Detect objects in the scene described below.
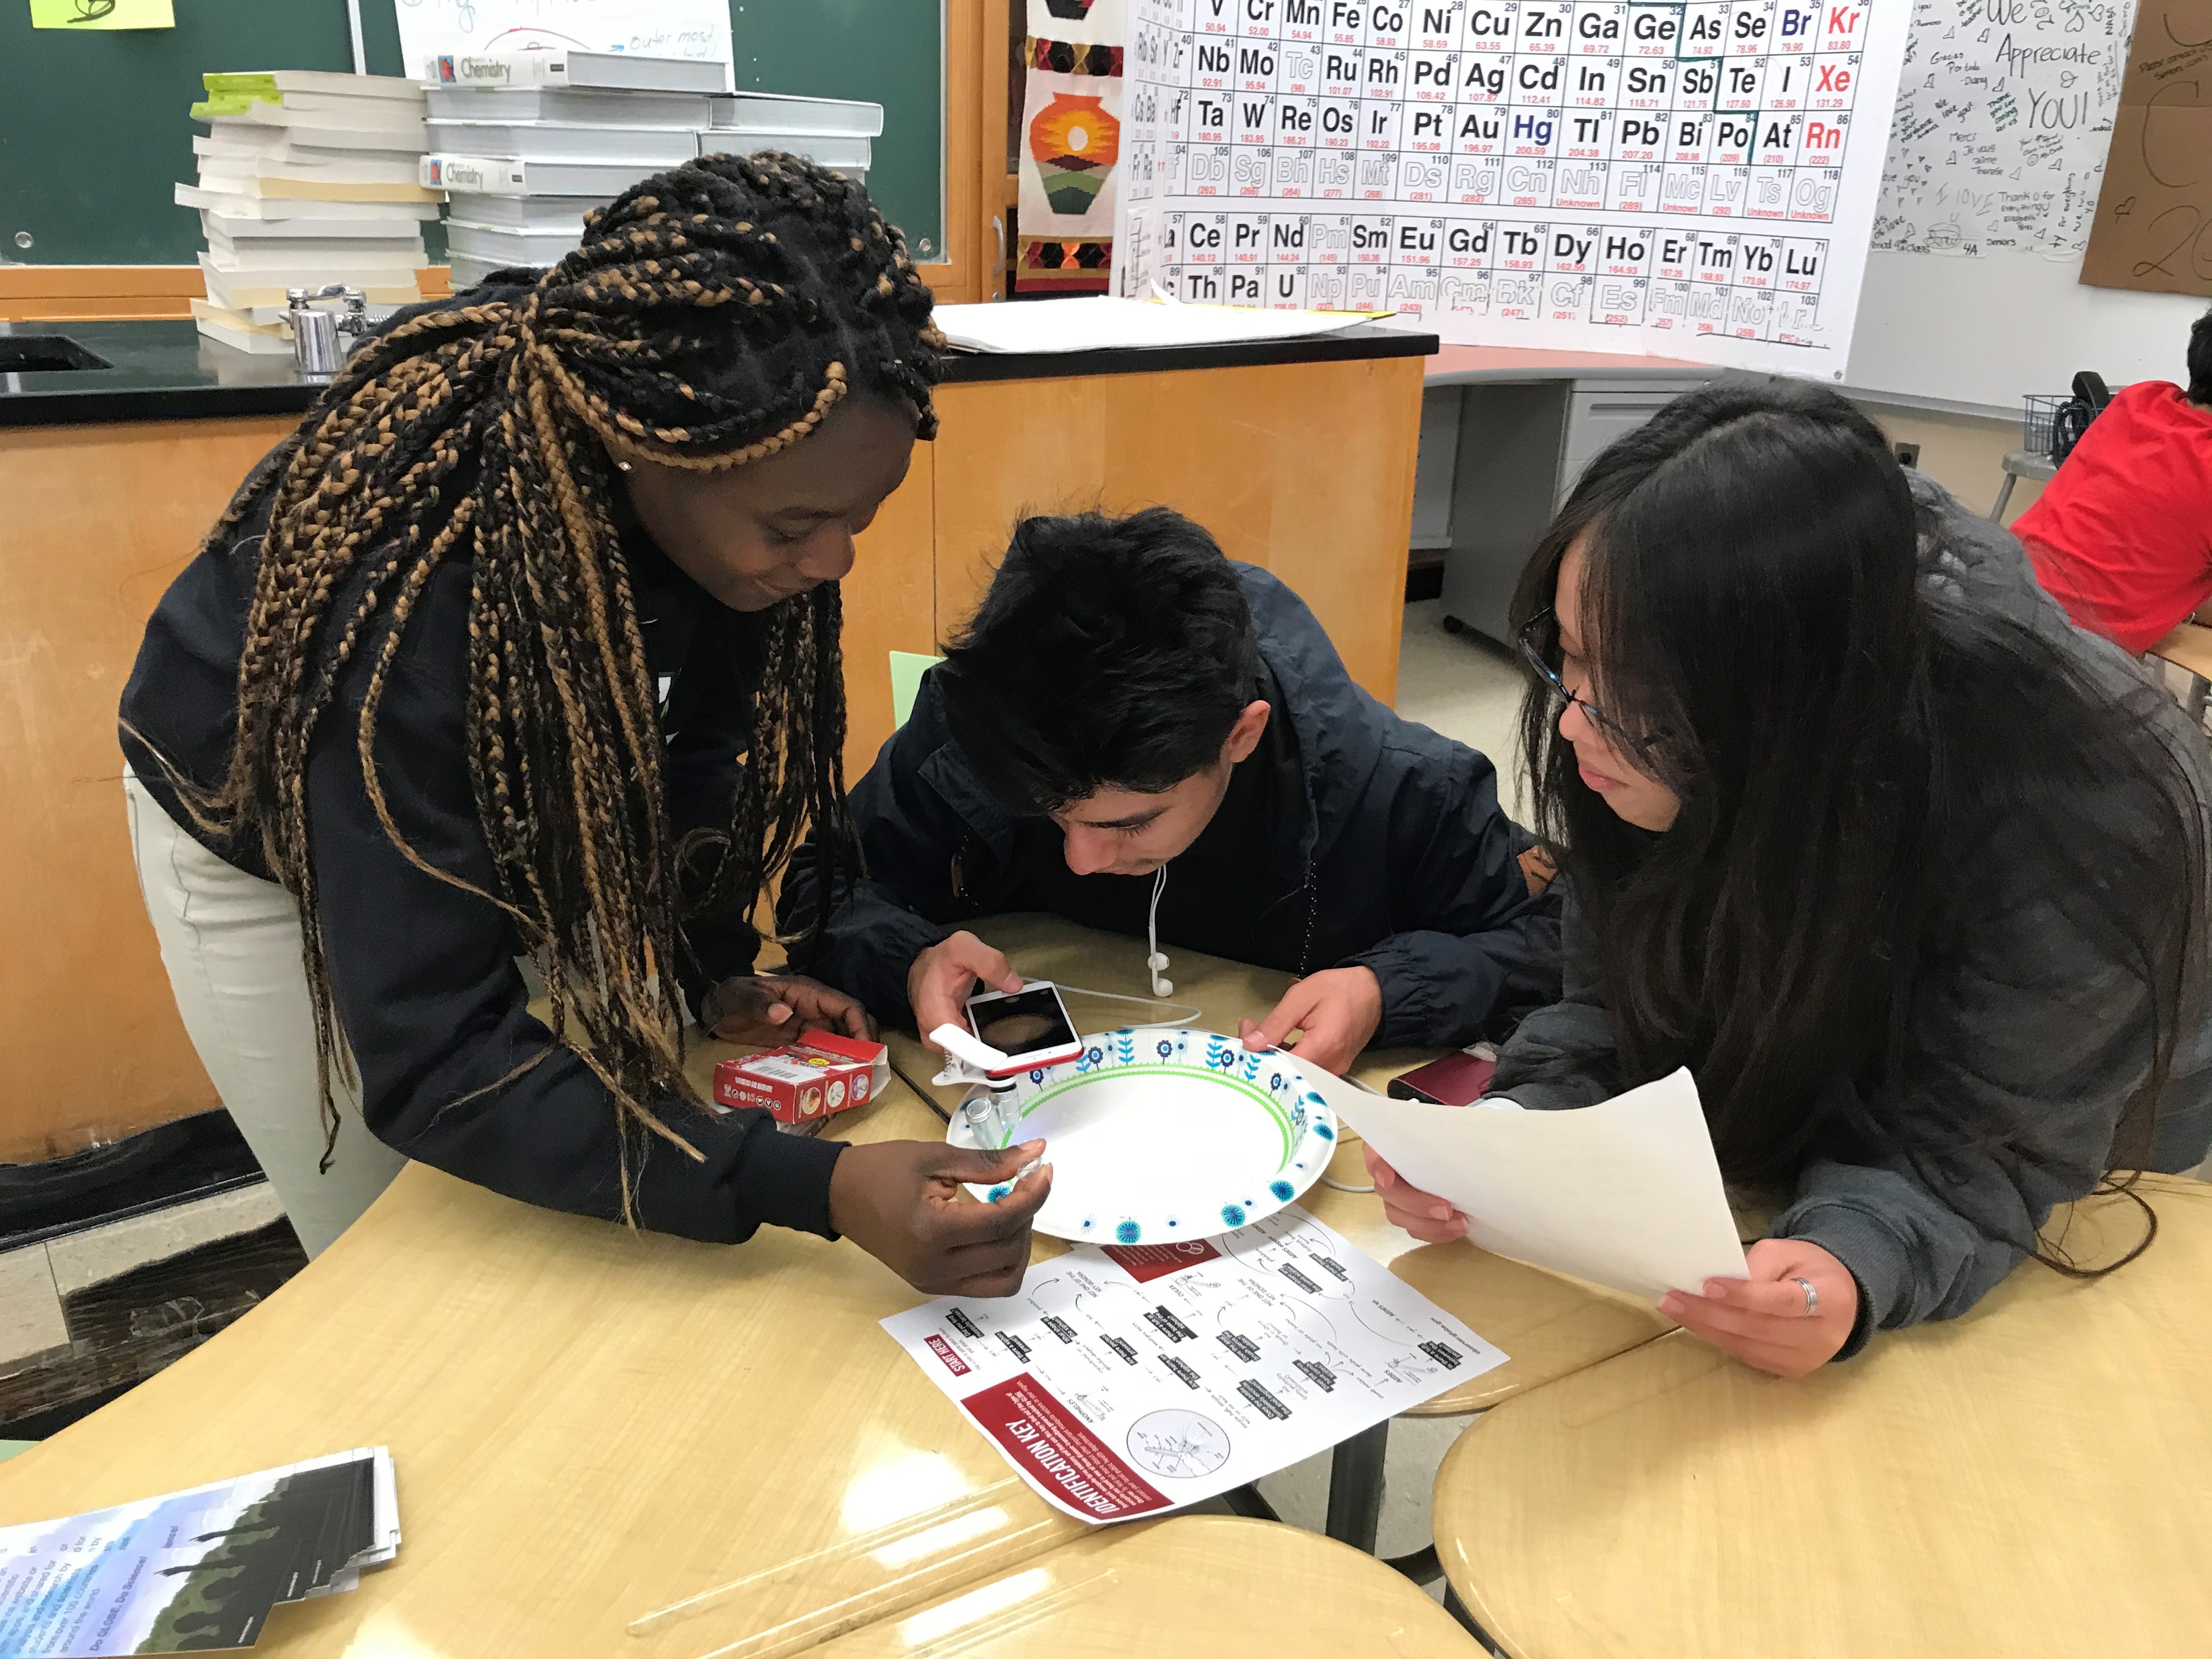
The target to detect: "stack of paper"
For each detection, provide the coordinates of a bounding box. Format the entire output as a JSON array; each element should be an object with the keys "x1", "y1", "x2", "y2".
[
  {"x1": 419, "y1": 51, "x2": 724, "y2": 289},
  {"x1": 695, "y1": 91, "x2": 882, "y2": 187},
  {"x1": 933, "y1": 295, "x2": 1389, "y2": 356},
  {"x1": 0, "y1": 1448, "x2": 399, "y2": 1656},
  {"x1": 179, "y1": 72, "x2": 437, "y2": 356}
]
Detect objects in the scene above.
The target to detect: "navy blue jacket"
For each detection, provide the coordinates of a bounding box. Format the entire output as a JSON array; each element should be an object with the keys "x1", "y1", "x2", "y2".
[
  {"x1": 121, "y1": 447, "x2": 840, "y2": 1246},
  {"x1": 781, "y1": 564, "x2": 1561, "y2": 1047}
]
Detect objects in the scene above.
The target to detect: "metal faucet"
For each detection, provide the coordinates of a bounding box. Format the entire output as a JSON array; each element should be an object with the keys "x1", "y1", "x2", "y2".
[{"x1": 285, "y1": 285, "x2": 373, "y2": 376}]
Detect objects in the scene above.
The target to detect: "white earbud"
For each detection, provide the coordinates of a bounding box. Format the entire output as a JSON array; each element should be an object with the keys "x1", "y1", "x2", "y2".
[{"x1": 1147, "y1": 868, "x2": 1173, "y2": 998}]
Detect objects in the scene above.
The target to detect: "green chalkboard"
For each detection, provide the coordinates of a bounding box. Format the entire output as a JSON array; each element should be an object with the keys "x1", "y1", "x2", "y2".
[
  {"x1": 730, "y1": 1, "x2": 944, "y2": 262},
  {"x1": 0, "y1": 1, "x2": 943, "y2": 267}
]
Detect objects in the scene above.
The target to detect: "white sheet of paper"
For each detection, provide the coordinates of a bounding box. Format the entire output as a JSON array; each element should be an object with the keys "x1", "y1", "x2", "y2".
[
  {"x1": 1307, "y1": 1067, "x2": 1748, "y2": 1304},
  {"x1": 932, "y1": 295, "x2": 1385, "y2": 354},
  {"x1": 882, "y1": 1207, "x2": 1504, "y2": 1524}
]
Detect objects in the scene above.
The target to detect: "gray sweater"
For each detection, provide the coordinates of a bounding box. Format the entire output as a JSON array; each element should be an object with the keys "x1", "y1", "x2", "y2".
[{"x1": 1491, "y1": 477, "x2": 2212, "y2": 1358}]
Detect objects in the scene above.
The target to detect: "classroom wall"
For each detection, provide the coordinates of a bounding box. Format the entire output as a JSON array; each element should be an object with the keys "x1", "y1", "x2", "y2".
[{"x1": 1854, "y1": 402, "x2": 2046, "y2": 527}]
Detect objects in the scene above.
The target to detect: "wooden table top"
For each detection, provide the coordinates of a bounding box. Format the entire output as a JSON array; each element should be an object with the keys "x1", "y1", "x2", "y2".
[
  {"x1": 810, "y1": 1514, "x2": 1478, "y2": 1657},
  {"x1": 1433, "y1": 1174, "x2": 2212, "y2": 1659},
  {"x1": 0, "y1": 1080, "x2": 1092, "y2": 1659},
  {"x1": 1390, "y1": 1240, "x2": 1669, "y2": 1415},
  {"x1": 884, "y1": 912, "x2": 1669, "y2": 1413},
  {"x1": 2148, "y1": 621, "x2": 2212, "y2": 683},
  {"x1": 0, "y1": 912, "x2": 1662, "y2": 1657}
]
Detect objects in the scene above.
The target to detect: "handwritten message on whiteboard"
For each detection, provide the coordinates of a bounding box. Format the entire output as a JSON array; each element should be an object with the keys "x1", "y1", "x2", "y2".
[
  {"x1": 392, "y1": 0, "x2": 733, "y2": 85},
  {"x1": 1116, "y1": 0, "x2": 1913, "y2": 376},
  {"x1": 1870, "y1": 0, "x2": 2129, "y2": 257}
]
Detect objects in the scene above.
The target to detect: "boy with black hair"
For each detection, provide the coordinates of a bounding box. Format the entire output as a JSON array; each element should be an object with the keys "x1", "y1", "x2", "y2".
[
  {"x1": 780, "y1": 507, "x2": 1560, "y2": 1076},
  {"x1": 2016, "y1": 301, "x2": 2212, "y2": 652}
]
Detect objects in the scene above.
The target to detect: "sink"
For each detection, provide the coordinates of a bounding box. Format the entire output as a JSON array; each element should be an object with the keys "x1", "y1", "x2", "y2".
[{"x1": 0, "y1": 335, "x2": 113, "y2": 373}]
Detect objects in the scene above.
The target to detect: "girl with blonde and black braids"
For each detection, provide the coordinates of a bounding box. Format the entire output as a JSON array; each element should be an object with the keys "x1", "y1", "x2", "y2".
[{"x1": 120, "y1": 155, "x2": 1052, "y2": 1289}]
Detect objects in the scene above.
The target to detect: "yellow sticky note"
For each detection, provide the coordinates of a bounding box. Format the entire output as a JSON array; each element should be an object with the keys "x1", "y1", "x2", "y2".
[
  {"x1": 30, "y1": 0, "x2": 175, "y2": 27},
  {"x1": 202, "y1": 72, "x2": 281, "y2": 98}
]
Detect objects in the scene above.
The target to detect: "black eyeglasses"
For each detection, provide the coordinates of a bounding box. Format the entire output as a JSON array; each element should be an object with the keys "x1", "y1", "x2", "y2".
[
  {"x1": 1517, "y1": 610, "x2": 1681, "y2": 771},
  {"x1": 1515, "y1": 607, "x2": 1607, "y2": 730}
]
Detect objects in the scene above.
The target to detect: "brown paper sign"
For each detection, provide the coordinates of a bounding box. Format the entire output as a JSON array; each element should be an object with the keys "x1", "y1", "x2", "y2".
[{"x1": 2080, "y1": 0, "x2": 2212, "y2": 296}]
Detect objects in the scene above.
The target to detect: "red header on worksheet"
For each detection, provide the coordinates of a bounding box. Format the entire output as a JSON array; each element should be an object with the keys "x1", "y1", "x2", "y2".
[
  {"x1": 1099, "y1": 1239, "x2": 1223, "y2": 1284},
  {"x1": 961, "y1": 1373, "x2": 1171, "y2": 1522}
]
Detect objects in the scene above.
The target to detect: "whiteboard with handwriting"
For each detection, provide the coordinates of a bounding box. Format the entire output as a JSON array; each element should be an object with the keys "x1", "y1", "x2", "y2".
[
  {"x1": 1116, "y1": 0, "x2": 1912, "y2": 376},
  {"x1": 1870, "y1": 0, "x2": 2129, "y2": 257}
]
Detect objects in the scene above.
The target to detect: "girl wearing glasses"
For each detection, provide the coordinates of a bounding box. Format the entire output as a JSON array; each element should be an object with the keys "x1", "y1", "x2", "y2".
[{"x1": 1369, "y1": 377, "x2": 2212, "y2": 1376}]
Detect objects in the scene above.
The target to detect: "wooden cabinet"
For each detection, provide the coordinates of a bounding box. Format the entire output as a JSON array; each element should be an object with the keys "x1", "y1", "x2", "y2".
[
  {"x1": 928, "y1": 356, "x2": 1421, "y2": 696},
  {"x1": 839, "y1": 439, "x2": 941, "y2": 778},
  {"x1": 980, "y1": 0, "x2": 1022, "y2": 303},
  {"x1": 844, "y1": 351, "x2": 1425, "y2": 777},
  {"x1": 1, "y1": 415, "x2": 295, "y2": 1158}
]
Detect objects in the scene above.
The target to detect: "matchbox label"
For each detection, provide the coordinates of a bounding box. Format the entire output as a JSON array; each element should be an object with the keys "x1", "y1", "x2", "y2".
[{"x1": 710, "y1": 1031, "x2": 885, "y2": 1127}]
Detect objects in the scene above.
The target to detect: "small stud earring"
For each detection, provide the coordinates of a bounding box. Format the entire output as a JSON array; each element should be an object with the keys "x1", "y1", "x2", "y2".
[{"x1": 616, "y1": 460, "x2": 633, "y2": 472}]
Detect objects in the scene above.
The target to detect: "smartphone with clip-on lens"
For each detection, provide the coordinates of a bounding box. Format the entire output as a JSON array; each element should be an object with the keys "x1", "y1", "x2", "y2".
[{"x1": 964, "y1": 980, "x2": 1084, "y2": 1077}]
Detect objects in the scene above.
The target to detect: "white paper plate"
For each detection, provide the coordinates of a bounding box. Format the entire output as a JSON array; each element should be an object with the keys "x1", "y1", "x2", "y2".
[{"x1": 945, "y1": 1028, "x2": 1341, "y2": 1244}]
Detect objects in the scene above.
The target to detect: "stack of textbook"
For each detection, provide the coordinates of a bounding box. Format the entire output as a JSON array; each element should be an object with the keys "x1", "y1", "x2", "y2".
[
  {"x1": 420, "y1": 50, "x2": 718, "y2": 290},
  {"x1": 419, "y1": 51, "x2": 883, "y2": 289},
  {"x1": 696, "y1": 90, "x2": 881, "y2": 183},
  {"x1": 179, "y1": 71, "x2": 439, "y2": 356}
]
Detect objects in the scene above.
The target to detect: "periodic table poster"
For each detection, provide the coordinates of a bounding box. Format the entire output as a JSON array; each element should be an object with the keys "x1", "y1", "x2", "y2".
[{"x1": 1115, "y1": 0, "x2": 1912, "y2": 377}]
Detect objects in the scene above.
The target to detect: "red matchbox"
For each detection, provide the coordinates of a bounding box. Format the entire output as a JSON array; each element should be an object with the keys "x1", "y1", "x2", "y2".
[{"x1": 711, "y1": 1030, "x2": 889, "y2": 1130}]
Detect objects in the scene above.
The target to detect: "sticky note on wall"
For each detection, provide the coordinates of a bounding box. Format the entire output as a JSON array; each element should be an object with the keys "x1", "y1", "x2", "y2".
[{"x1": 30, "y1": 0, "x2": 174, "y2": 28}]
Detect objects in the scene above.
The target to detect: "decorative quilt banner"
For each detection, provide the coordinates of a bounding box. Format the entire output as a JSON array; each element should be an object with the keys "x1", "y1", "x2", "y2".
[{"x1": 1015, "y1": 0, "x2": 1127, "y2": 295}]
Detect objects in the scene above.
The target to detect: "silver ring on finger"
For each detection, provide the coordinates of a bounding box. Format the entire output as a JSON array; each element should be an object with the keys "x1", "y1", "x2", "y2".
[{"x1": 1792, "y1": 1276, "x2": 1819, "y2": 1317}]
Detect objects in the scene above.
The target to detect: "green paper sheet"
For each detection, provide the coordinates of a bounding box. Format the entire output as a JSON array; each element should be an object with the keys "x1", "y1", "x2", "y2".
[
  {"x1": 30, "y1": 0, "x2": 174, "y2": 29},
  {"x1": 889, "y1": 651, "x2": 944, "y2": 729}
]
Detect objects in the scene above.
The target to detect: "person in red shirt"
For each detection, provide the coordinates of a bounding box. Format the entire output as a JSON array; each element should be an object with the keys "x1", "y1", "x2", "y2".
[{"x1": 2015, "y1": 304, "x2": 2212, "y2": 653}]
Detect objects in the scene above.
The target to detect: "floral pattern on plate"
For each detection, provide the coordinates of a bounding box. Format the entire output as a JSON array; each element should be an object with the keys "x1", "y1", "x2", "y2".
[{"x1": 947, "y1": 1028, "x2": 1342, "y2": 1243}]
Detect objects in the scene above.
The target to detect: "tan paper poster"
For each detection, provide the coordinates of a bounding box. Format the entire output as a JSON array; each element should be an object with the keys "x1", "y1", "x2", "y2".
[{"x1": 2080, "y1": 0, "x2": 2212, "y2": 296}]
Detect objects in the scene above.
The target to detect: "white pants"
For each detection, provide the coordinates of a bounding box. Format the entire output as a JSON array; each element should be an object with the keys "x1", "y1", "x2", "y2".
[{"x1": 124, "y1": 773, "x2": 405, "y2": 1257}]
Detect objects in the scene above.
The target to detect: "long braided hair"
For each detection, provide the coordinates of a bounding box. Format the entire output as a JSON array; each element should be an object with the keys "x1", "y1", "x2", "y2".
[{"x1": 194, "y1": 154, "x2": 944, "y2": 1204}]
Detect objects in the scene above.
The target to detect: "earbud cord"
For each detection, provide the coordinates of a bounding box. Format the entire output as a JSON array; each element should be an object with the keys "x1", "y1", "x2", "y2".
[
  {"x1": 1051, "y1": 983, "x2": 1203, "y2": 1027},
  {"x1": 1147, "y1": 864, "x2": 1173, "y2": 997},
  {"x1": 1108, "y1": 859, "x2": 1368, "y2": 1187}
]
